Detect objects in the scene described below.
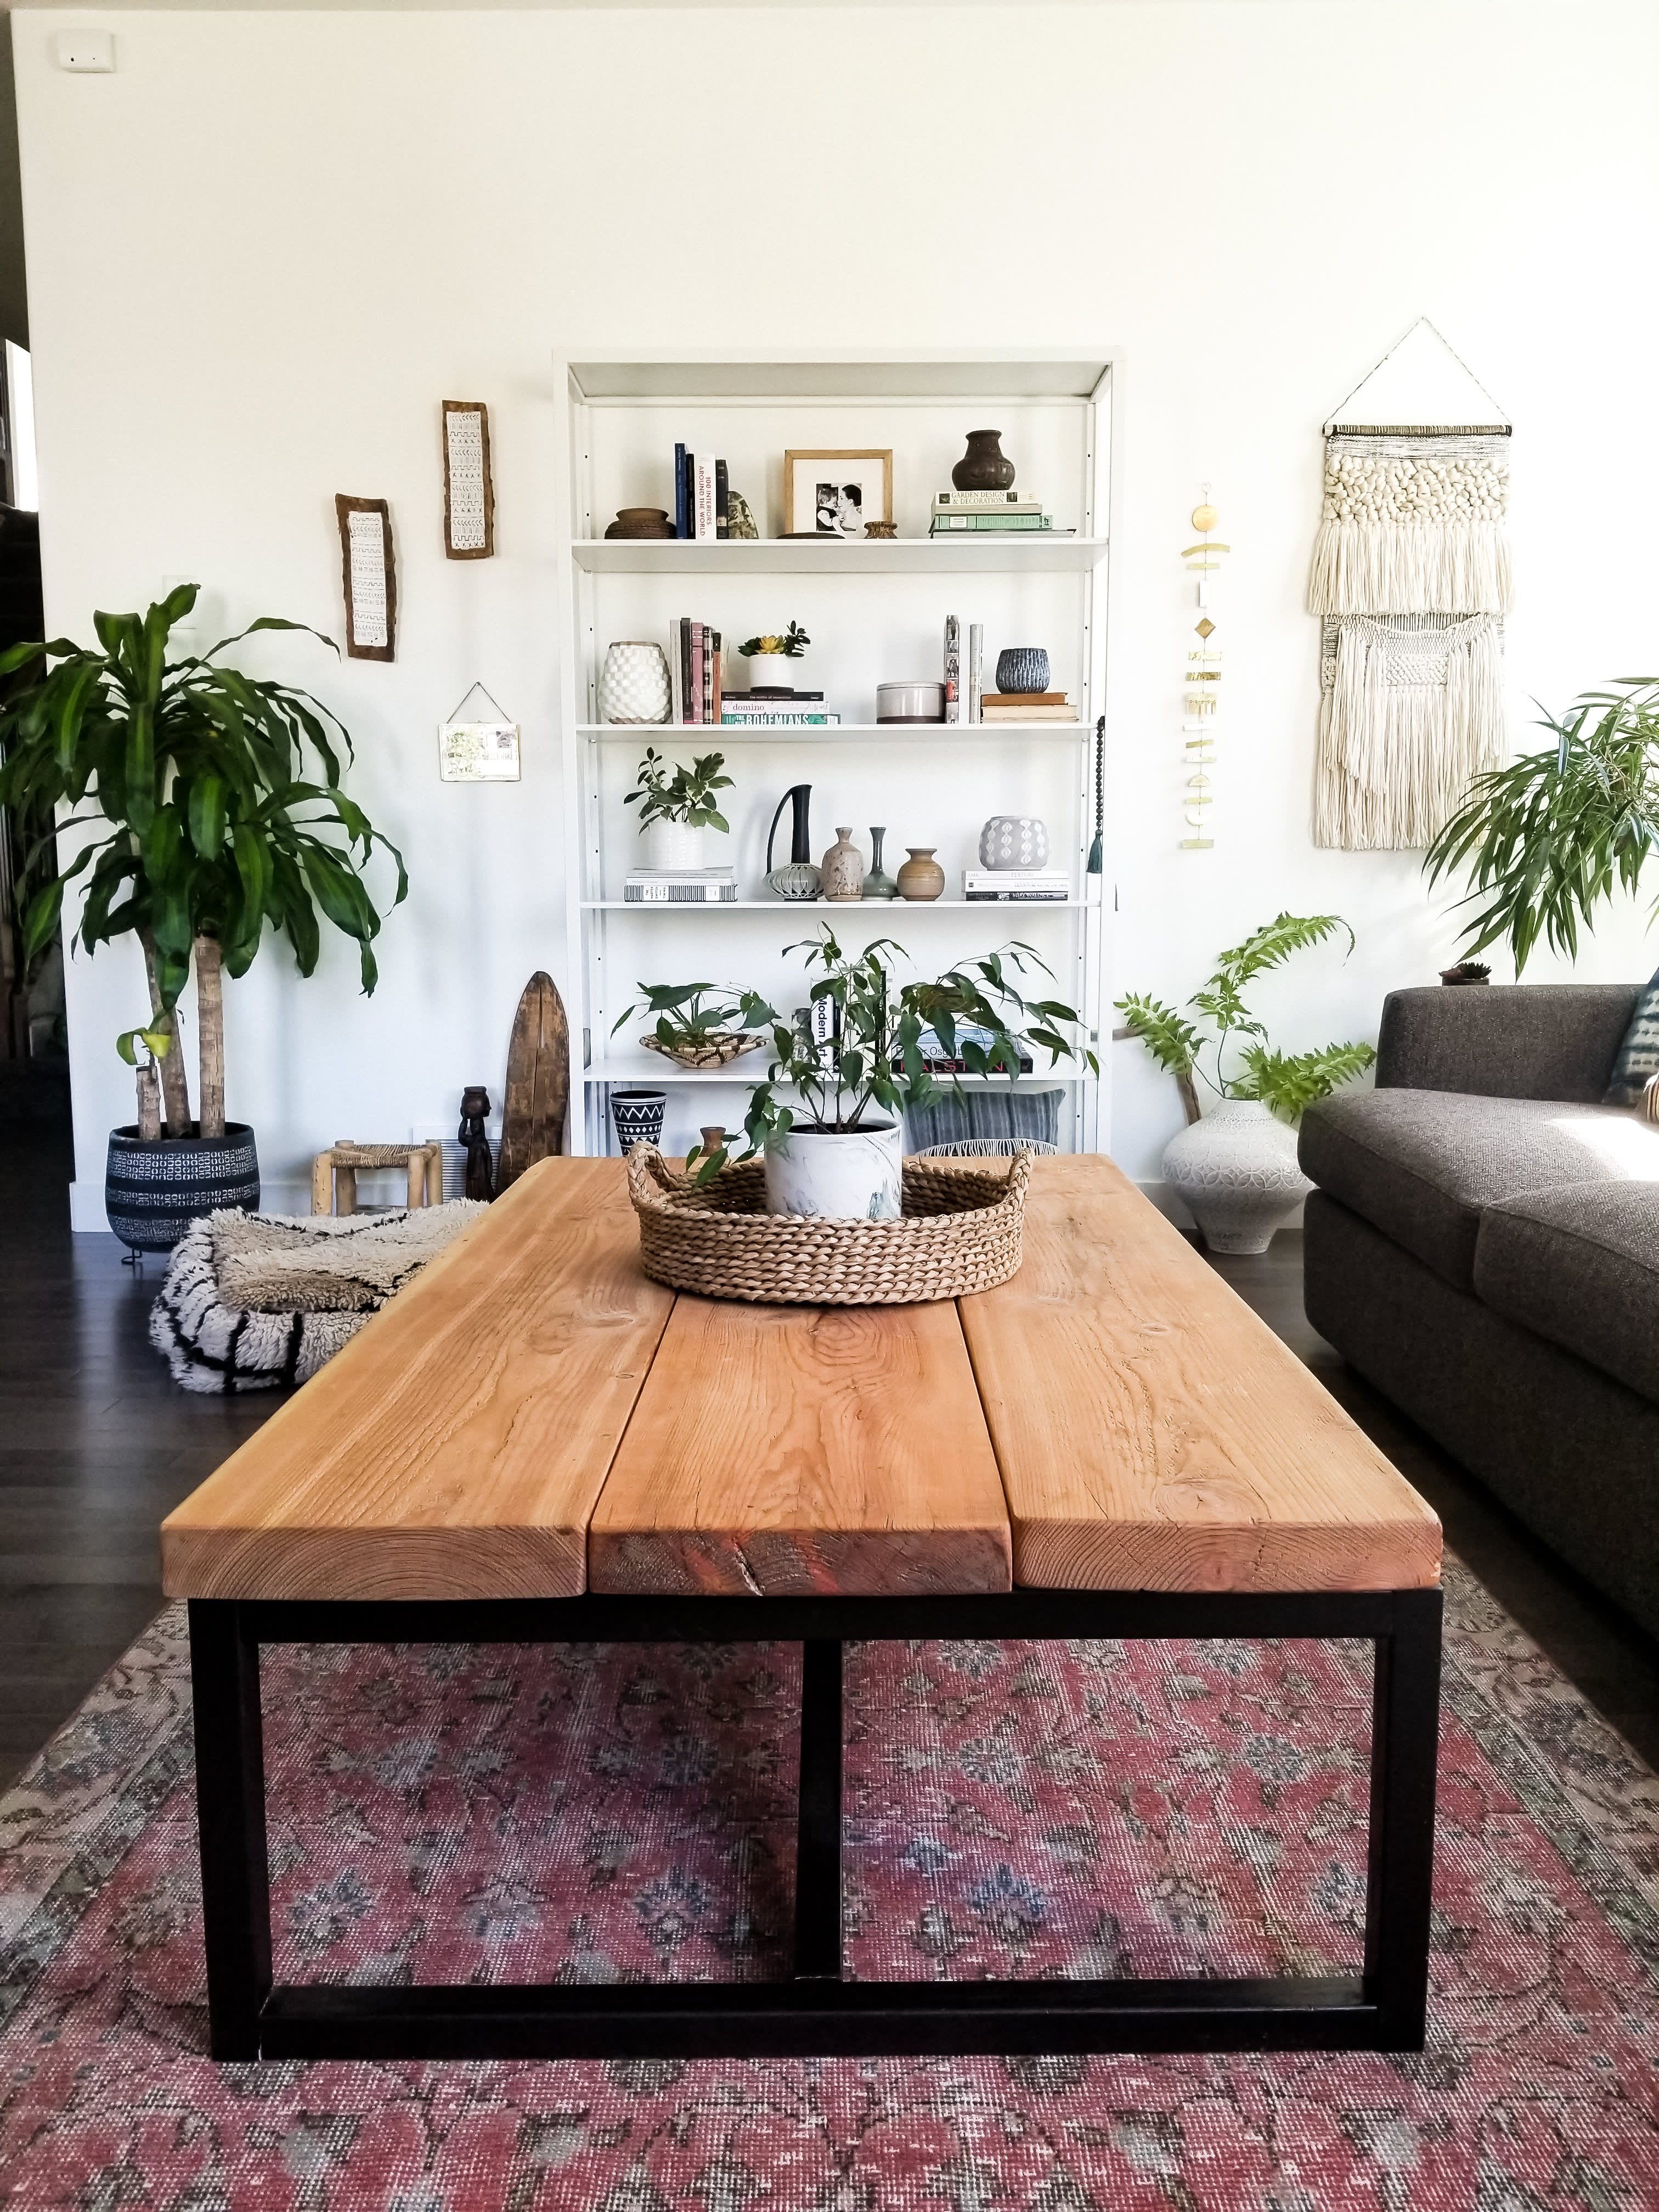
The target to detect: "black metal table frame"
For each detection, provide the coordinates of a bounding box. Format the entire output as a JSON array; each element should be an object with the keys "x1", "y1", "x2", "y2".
[{"x1": 188, "y1": 1583, "x2": 1441, "y2": 2062}]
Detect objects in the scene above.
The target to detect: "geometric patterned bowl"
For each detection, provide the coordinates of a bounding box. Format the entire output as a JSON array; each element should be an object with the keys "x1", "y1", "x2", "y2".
[{"x1": 640, "y1": 1031, "x2": 766, "y2": 1071}]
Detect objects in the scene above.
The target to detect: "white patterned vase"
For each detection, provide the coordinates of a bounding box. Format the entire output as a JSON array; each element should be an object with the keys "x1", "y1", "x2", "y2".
[
  {"x1": 1161, "y1": 1098, "x2": 1312, "y2": 1255},
  {"x1": 764, "y1": 1121, "x2": 903, "y2": 1221},
  {"x1": 979, "y1": 815, "x2": 1049, "y2": 871},
  {"x1": 599, "y1": 640, "x2": 672, "y2": 725}
]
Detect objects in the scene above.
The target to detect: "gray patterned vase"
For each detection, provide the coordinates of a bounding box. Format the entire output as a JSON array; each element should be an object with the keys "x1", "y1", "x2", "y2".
[
  {"x1": 105, "y1": 1122, "x2": 261, "y2": 1252},
  {"x1": 995, "y1": 647, "x2": 1050, "y2": 696}
]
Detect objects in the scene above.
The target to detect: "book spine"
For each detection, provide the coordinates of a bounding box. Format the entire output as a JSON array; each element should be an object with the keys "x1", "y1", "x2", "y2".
[
  {"x1": 964, "y1": 891, "x2": 1070, "y2": 902},
  {"x1": 667, "y1": 618, "x2": 684, "y2": 723},
  {"x1": 624, "y1": 882, "x2": 737, "y2": 903},
  {"x1": 944, "y1": 614, "x2": 961, "y2": 724},
  {"x1": 968, "y1": 624, "x2": 983, "y2": 725},
  {"x1": 691, "y1": 621, "x2": 704, "y2": 724},
  {"x1": 708, "y1": 628, "x2": 720, "y2": 724},
  {"x1": 933, "y1": 488, "x2": 1036, "y2": 508},
  {"x1": 715, "y1": 459, "x2": 729, "y2": 540},
  {"x1": 678, "y1": 617, "x2": 692, "y2": 724},
  {"x1": 720, "y1": 712, "x2": 840, "y2": 725},
  {"x1": 929, "y1": 514, "x2": 1052, "y2": 531},
  {"x1": 694, "y1": 459, "x2": 715, "y2": 541},
  {"x1": 674, "y1": 443, "x2": 687, "y2": 538}
]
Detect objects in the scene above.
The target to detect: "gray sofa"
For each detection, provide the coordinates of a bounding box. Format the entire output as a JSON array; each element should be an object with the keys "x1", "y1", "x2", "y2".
[{"x1": 1299, "y1": 985, "x2": 1659, "y2": 1637}]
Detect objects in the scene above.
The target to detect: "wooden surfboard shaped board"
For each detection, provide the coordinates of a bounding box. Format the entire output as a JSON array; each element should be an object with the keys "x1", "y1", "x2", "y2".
[{"x1": 496, "y1": 972, "x2": 569, "y2": 1191}]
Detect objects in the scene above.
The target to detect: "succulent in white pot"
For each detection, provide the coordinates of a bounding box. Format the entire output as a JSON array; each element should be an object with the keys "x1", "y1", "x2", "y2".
[
  {"x1": 1115, "y1": 912, "x2": 1377, "y2": 1255},
  {"x1": 739, "y1": 620, "x2": 809, "y2": 693},
  {"x1": 624, "y1": 746, "x2": 732, "y2": 874}
]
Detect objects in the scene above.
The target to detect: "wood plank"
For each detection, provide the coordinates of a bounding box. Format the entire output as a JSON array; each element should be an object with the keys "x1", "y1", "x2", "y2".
[
  {"x1": 161, "y1": 1159, "x2": 674, "y2": 1602},
  {"x1": 958, "y1": 1157, "x2": 1442, "y2": 1593},
  {"x1": 496, "y1": 971, "x2": 571, "y2": 1191},
  {"x1": 589, "y1": 1297, "x2": 1011, "y2": 1595}
]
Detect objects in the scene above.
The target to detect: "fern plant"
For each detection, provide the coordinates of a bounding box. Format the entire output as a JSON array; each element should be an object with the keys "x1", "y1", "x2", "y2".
[
  {"x1": 1424, "y1": 679, "x2": 1659, "y2": 970},
  {"x1": 1116, "y1": 912, "x2": 1374, "y2": 1122}
]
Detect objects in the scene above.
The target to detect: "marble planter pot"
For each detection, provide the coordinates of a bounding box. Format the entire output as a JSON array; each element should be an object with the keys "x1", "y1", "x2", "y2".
[
  {"x1": 764, "y1": 1120, "x2": 904, "y2": 1221},
  {"x1": 1161, "y1": 1098, "x2": 1312, "y2": 1255}
]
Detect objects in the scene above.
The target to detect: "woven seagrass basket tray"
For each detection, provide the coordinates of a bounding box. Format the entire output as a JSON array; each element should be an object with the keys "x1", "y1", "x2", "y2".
[{"x1": 625, "y1": 1143, "x2": 1033, "y2": 1305}]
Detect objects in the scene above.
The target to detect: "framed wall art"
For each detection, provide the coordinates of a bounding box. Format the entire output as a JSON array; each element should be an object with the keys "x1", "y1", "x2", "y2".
[
  {"x1": 335, "y1": 494, "x2": 396, "y2": 661},
  {"x1": 784, "y1": 448, "x2": 893, "y2": 538},
  {"x1": 442, "y1": 400, "x2": 495, "y2": 559}
]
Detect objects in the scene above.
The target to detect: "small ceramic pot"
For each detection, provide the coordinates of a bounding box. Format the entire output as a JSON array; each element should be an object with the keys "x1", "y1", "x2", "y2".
[
  {"x1": 995, "y1": 647, "x2": 1050, "y2": 696},
  {"x1": 604, "y1": 508, "x2": 675, "y2": 540},
  {"x1": 610, "y1": 1089, "x2": 667, "y2": 1153},
  {"x1": 765, "y1": 1121, "x2": 903, "y2": 1221},
  {"x1": 599, "y1": 641, "x2": 672, "y2": 725},
  {"x1": 1161, "y1": 1099, "x2": 1312, "y2": 1255},
  {"x1": 746, "y1": 652, "x2": 795, "y2": 691},
  {"x1": 979, "y1": 816, "x2": 1049, "y2": 871},
  {"x1": 952, "y1": 430, "x2": 1015, "y2": 492},
  {"x1": 864, "y1": 520, "x2": 899, "y2": 540},
  {"x1": 820, "y1": 827, "x2": 865, "y2": 901},
  {"x1": 767, "y1": 862, "x2": 822, "y2": 901},
  {"x1": 896, "y1": 847, "x2": 945, "y2": 901},
  {"x1": 644, "y1": 819, "x2": 706, "y2": 872},
  {"x1": 862, "y1": 826, "x2": 898, "y2": 900}
]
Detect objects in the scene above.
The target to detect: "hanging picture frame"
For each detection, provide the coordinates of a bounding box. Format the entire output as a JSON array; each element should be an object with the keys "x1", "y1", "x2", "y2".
[
  {"x1": 438, "y1": 681, "x2": 521, "y2": 782},
  {"x1": 335, "y1": 494, "x2": 396, "y2": 662},
  {"x1": 442, "y1": 400, "x2": 495, "y2": 560}
]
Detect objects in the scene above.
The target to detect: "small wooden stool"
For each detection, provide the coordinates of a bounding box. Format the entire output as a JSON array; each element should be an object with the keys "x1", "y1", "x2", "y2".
[{"x1": 311, "y1": 1141, "x2": 444, "y2": 1217}]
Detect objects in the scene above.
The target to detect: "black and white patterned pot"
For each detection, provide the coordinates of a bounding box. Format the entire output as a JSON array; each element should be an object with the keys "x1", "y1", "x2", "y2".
[{"x1": 105, "y1": 1122, "x2": 261, "y2": 1251}]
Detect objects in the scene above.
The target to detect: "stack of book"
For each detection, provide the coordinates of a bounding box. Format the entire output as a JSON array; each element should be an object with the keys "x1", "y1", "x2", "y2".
[
  {"x1": 917, "y1": 1024, "x2": 1034, "y2": 1074},
  {"x1": 673, "y1": 445, "x2": 729, "y2": 539},
  {"x1": 930, "y1": 490, "x2": 1052, "y2": 536},
  {"x1": 623, "y1": 866, "x2": 738, "y2": 905},
  {"x1": 963, "y1": 868, "x2": 1070, "y2": 902},
  {"x1": 667, "y1": 618, "x2": 722, "y2": 723},
  {"x1": 980, "y1": 692, "x2": 1078, "y2": 724},
  {"x1": 721, "y1": 692, "x2": 840, "y2": 727}
]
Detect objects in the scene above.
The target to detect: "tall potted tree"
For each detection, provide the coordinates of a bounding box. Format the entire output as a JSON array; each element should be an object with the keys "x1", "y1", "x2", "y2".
[{"x1": 0, "y1": 585, "x2": 407, "y2": 1248}]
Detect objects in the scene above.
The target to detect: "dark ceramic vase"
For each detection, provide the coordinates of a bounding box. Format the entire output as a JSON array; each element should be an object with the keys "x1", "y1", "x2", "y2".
[
  {"x1": 952, "y1": 430, "x2": 1015, "y2": 492},
  {"x1": 995, "y1": 647, "x2": 1050, "y2": 696},
  {"x1": 105, "y1": 1121, "x2": 261, "y2": 1252}
]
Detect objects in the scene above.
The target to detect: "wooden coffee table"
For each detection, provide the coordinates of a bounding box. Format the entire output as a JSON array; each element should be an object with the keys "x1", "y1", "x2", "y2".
[{"x1": 162, "y1": 1155, "x2": 1442, "y2": 2064}]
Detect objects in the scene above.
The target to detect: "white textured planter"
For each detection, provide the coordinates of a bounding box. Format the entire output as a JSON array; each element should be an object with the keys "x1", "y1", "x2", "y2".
[
  {"x1": 745, "y1": 653, "x2": 794, "y2": 691},
  {"x1": 644, "y1": 819, "x2": 706, "y2": 872},
  {"x1": 1161, "y1": 1098, "x2": 1312, "y2": 1255},
  {"x1": 764, "y1": 1121, "x2": 903, "y2": 1221}
]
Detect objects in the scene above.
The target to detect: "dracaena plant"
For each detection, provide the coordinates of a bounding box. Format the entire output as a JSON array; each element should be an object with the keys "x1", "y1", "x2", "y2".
[
  {"x1": 1115, "y1": 912, "x2": 1374, "y2": 1124},
  {"x1": 0, "y1": 584, "x2": 407, "y2": 1141},
  {"x1": 1424, "y1": 679, "x2": 1659, "y2": 970},
  {"x1": 692, "y1": 926, "x2": 1097, "y2": 1181}
]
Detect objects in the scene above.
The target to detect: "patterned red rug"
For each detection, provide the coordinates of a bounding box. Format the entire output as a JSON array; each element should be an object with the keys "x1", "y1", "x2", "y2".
[{"x1": 2, "y1": 1564, "x2": 1658, "y2": 2208}]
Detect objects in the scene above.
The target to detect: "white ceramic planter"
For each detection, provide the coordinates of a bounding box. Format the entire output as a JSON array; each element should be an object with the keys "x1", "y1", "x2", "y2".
[
  {"x1": 1161, "y1": 1098, "x2": 1312, "y2": 1255},
  {"x1": 765, "y1": 1121, "x2": 904, "y2": 1221},
  {"x1": 644, "y1": 819, "x2": 707, "y2": 872},
  {"x1": 746, "y1": 652, "x2": 794, "y2": 690}
]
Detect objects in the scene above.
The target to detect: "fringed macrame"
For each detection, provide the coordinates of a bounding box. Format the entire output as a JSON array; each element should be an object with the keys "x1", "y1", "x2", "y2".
[
  {"x1": 1314, "y1": 614, "x2": 1505, "y2": 850},
  {"x1": 1310, "y1": 429, "x2": 1514, "y2": 849}
]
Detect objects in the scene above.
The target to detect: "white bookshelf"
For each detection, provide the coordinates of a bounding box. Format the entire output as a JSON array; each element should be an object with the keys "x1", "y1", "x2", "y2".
[{"x1": 554, "y1": 353, "x2": 1118, "y2": 1163}]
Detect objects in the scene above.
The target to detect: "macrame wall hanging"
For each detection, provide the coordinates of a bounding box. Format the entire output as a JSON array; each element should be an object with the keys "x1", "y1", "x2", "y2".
[{"x1": 1309, "y1": 320, "x2": 1513, "y2": 850}]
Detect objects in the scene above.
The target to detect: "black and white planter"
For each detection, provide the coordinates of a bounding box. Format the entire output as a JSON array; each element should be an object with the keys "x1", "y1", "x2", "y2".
[
  {"x1": 105, "y1": 1122, "x2": 261, "y2": 1252},
  {"x1": 764, "y1": 1120, "x2": 903, "y2": 1221}
]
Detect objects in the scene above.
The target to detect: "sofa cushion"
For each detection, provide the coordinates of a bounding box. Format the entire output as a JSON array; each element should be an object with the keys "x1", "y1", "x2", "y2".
[
  {"x1": 1297, "y1": 1087, "x2": 1659, "y2": 1290},
  {"x1": 1475, "y1": 1182, "x2": 1659, "y2": 1402},
  {"x1": 1605, "y1": 965, "x2": 1659, "y2": 1107}
]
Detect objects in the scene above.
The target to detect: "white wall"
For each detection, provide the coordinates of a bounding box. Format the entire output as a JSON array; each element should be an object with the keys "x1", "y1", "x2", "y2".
[{"x1": 13, "y1": 1, "x2": 1658, "y2": 1226}]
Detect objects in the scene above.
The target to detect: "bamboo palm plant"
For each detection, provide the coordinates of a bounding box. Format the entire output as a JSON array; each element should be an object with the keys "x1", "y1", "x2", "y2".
[
  {"x1": 1425, "y1": 679, "x2": 1659, "y2": 970},
  {"x1": 0, "y1": 584, "x2": 406, "y2": 1139}
]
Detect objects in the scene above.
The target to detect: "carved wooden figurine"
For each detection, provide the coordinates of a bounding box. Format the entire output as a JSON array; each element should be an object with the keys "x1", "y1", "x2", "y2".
[{"x1": 459, "y1": 1086, "x2": 495, "y2": 1202}]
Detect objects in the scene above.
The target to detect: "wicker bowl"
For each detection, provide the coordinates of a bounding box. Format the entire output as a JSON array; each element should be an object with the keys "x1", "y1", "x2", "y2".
[
  {"x1": 639, "y1": 1031, "x2": 766, "y2": 1071},
  {"x1": 625, "y1": 1143, "x2": 1033, "y2": 1305}
]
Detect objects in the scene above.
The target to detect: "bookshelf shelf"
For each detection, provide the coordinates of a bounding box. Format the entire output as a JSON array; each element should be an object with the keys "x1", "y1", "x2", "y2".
[
  {"x1": 571, "y1": 536, "x2": 1109, "y2": 576},
  {"x1": 555, "y1": 350, "x2": 1118, "y2": 1159}
]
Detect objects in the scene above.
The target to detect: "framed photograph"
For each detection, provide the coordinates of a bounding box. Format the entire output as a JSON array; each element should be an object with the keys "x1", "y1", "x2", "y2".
[{"x1": 785, "y1": 448, "x2": 893, "y2": 539}]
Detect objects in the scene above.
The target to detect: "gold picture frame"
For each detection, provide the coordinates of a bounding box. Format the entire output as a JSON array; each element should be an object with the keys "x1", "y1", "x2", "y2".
[{"x1": 783, "y1": 448, "x2": 893, "y2": 538}]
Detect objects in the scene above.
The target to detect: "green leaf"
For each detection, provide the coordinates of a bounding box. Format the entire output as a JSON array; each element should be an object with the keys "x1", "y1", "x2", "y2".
[
  {"x1": 187, "y1": 774, "x2": 227, "y2": 859},
  {"x1": 1114, "y1": 993, "x2": 1201, "y2": 1078}
]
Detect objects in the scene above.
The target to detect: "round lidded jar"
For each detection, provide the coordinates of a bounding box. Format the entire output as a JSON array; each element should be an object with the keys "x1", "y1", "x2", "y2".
[{"x1": 876, "y1": 680, "x2": 946, "y2": 724}]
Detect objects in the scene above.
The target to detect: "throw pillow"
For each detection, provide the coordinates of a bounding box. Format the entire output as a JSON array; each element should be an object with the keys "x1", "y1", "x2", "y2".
[{"x1": 1605, "y1": 966, "x2": 1659, "y2": 1108}]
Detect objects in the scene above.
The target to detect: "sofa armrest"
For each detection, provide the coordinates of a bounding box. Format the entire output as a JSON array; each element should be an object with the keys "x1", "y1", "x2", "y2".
[{"x1": 1375, "y1": 985, "x2": 1641, "y2": 1103}]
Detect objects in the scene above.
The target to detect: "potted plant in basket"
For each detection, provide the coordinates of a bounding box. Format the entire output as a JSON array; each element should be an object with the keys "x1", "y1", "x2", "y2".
[
  {"x1": 1115, "y1": 912, "x2": 1374, "y2": 1253},
  {"x1": 623, "y1": 746, "x2": 733, "y2": 872},
  {"x1": 0, "y1": 585, "x2": 407, "y2": 1250},
  {"x1": 686, "y1": 926, "x2": 1097, "y2": 1219},
  {"x1": 738, "y1": 621, "x2": 810, "y2": 693}
]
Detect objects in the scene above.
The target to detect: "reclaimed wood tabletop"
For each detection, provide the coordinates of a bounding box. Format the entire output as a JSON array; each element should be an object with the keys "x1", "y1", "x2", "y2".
[{"x1": 161, "y1": 1154, "x2": 1441, "y2": 1604}]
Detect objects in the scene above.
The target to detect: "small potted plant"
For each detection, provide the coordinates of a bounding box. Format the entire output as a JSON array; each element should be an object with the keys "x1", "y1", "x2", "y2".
[
  {"x1": 739, "y1": 621, "x2": 810, "y2": 693},
  {"x1": 0, "y1": 586, "x2": 407, "y2": 1250},
  {"x1": 687, "y1": 927, "x2": 1096, "y2": 1219},
  {"x1": 624, "y1": 746, "x2": 733, "y2": 872},
  {"x1": 611, "y1": 980, "x2": 766, "y2": 1070},
  {"x1": 1115, "y1": 912, "x2": 1374, "y2": 1253}
]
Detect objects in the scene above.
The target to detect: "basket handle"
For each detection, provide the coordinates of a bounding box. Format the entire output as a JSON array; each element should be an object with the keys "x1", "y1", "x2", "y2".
[{"x1": 625, "y1": 1142, "x2": 676, "y2": 1210}]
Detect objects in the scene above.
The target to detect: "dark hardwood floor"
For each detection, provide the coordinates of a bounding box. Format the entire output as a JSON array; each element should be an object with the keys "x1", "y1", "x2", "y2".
[{"x1": 3, "y1": 1125, "x2": 1657, "y2": 1790}]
